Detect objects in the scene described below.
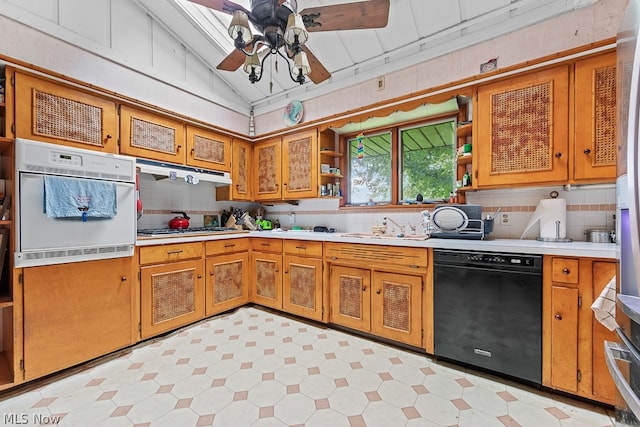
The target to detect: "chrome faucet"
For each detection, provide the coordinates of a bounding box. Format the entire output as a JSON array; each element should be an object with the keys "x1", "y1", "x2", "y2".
[{"x1": 383, "y1": 217, "x2": 405, "y2": 235}]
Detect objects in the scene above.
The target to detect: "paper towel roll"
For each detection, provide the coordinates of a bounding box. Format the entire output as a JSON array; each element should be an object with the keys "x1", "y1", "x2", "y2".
[{"x1": 520, "y1": 198, "x2": 567, "y2": 239}]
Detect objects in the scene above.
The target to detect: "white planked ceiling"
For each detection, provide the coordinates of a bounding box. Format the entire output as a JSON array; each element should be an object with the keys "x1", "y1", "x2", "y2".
[
  {"x1": 0, "y1": 0, "x2": 597, "y2": 114},
  {"x1": 150, "y1": 0, "x2": 596, "y2": 110}
]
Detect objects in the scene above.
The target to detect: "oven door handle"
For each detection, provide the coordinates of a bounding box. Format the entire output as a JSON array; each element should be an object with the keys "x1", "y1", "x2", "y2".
[{"x1": 605, "y1": 339, "x2": 640, "y2": 418}]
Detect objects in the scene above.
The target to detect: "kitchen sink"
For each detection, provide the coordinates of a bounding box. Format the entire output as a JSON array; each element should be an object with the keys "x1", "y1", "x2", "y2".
[{"x1": 340, "y1": 232, "x2": 429, "y2": 241}]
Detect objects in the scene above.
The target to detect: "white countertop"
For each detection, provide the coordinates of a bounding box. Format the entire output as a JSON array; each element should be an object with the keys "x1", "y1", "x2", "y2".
[{"x1": 136, "y1": 230, "x2": 616, "y2": 259}]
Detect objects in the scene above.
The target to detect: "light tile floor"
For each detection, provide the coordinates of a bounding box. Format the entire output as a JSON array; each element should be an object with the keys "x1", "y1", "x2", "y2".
[{"x1": 0, "y1": 306, "x2": 615, "y2": 426}]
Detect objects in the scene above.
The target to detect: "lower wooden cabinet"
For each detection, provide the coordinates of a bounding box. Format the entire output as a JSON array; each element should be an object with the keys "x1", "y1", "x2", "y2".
[
  {"x1": 252, "y1": 252, "x2": 282, "y2": 308},
  {"x1": 205, "y1": 239, "x2": 249, "y2": 316},
  {"x1": 543, "y1": 256, "x2": 616, "y2": 404},
  {"x1": 283, "y1": 254, "x2": 323, "y2": 321},
  {"x1": 23, "y1": 258, "x2": 135, "y2": 380},
  {"x1": 371, "y1": 271, "x2": 422, "y2": 347},
  {"x1": 140, "y1": 258, "x2": 205, "y2": 339},
  {"x1": 329, "y1": 266, "x2": 423, "y2": 347},
  {"x1": 250, "y1": 238, "x2": 324, "y2": 321},
  {"x1": 250, "y1": 238, "x2": 284, "y2": 309},
  {"x1": 326, "y1": 243, "x2": 426, "y2": 348}
]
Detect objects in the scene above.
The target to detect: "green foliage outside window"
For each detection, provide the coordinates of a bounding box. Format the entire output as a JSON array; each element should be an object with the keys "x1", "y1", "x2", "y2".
[{"x1": 347, "y1": 119, "x2": 456, "y2": 205}]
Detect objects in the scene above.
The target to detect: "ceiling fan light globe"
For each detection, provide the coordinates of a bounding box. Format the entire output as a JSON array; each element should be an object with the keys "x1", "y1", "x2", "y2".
[
  {"x1": 228, "y1": 10, "x2": 253, "y2": 44},
  {"x1": 284, "y1": 13, "x2": 308, "y2": 46},
  {"x1": 243, "y1": 53, "x2": 262, "y2": 76},
  {"x1": 292, "y1": 51, "x2": 311, "y2": 78}
]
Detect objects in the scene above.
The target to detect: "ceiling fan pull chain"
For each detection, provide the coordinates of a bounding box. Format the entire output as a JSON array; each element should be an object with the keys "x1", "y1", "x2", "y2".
[{"x1": 270, "y1": 52, "x2": 274, "y2": 94}]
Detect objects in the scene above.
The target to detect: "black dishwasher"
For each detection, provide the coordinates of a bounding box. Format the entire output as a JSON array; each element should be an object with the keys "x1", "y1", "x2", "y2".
[{"x1": 433, "y1": 249, "x2": 543, "y2": 384}]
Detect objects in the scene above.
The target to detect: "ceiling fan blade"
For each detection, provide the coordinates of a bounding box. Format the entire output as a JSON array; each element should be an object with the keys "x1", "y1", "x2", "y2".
[
  {"x1": 299, "y1": 0, "x2": 390, "y2": 32},
  {"x1": 217, "y1": 38, "x2": 264, "y2": 71},
  {"x1": 216, "y1": 49, "x2": 248, "y2": 71},
  {"x1": 185, "y1": 0, "x2": 250, "y2": 16},
  {"x1": 303, "y1": 46, "x2": 331, "y2": 84}
]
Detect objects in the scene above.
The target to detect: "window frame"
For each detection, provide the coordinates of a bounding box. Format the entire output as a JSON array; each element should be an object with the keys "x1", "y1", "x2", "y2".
[{"x1": 341, "y1": 114, "x2": 459, "y2": 208}]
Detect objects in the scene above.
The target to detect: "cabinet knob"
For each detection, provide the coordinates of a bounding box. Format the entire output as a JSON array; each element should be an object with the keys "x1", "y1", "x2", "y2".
[
  {"x1": 583, "y1": 148, "x2": 591, "y2": 154},
  {"x1": 284, "y1": 269, "x2": 288, "y2": 274},
  {"x1": 275, "y1": 268, "x2": 279, "y2": 273},
  {"x1": 554, "y1": 314, "x2": 563, "y2": 320},
  {"x1": 198, "y1": 274, "x2": 202, "y2": 279},
  {"x1": 106, "y1": 134, "x2": 113, "y2": 139},
  {"x1": 555, "y1": 152, "x2": 562, "y2": 158},
  {"x1": 562, "y1": 268, "x2": 570, "y2": 275},
  {"x1": 376, "y1": 289, "x2": 381, "y2": 294},
  {"x1": 362, "y1": 287, "x2": 366, "y2": 291},
  {"x1": 121, "y1": 276, "x2": 127, "y2": 281}
]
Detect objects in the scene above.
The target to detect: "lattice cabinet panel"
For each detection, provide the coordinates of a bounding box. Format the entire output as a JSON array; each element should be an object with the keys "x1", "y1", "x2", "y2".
[
  {"x1": 232, "y1": 138, "x2": 252, "y2": 200},
  {"x1": 329, "y1": 265, "x2": 371, "y2": 332},
  {"x1": 283, "y1": 255, "x2": 323, "y2": 321},
  {"x1": 282, "y1": 130, "x2": 318, "y2": 198},
  {"x1": 251, "y1": 252, "x2": 283, "y2": 309},
  {"x1": 186, "y1": 125, "x2": 231, "y2": 172},
  {"x1": 205, "y1": 252, "x2": 248, "y2": 316},
  {"x1": 574, "y1": 52, "x2": 617, "y2": 182},
  {"x1": 120, "y1": 105, "x2": 186, "y2": 163},
  {"x1": 140, "y1": 259, "x2": 204, "y2": 339},
  {"x1": 14, "y1": 71, "x2": 118, "y2": 152},
  {"x1": 371, "y1": 272, "x2": 423, "y2": 347},
  {"x1": 476, "y1": 66, "x2": 569, "y2": 187},
  {"x1": 254, "y1": 138, "x2": 282, "y2": 200}
]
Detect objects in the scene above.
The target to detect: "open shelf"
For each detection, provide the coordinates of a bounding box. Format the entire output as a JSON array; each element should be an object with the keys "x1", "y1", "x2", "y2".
[
  {"x1": 456, "y1": 155, "x2": 472, "y2": 165},
  {"x1": 456, "y1": 122, "x2": 472, "y2": 138},
  {"x1": 0, "y1": 296, "x2": 11, "y2": 309},
  {"x1": 320, "y1": 150, "x2": 342, "y2": 157},
  {"x1": 320, "y1": 173, "x2": 343, "y2": 179}
]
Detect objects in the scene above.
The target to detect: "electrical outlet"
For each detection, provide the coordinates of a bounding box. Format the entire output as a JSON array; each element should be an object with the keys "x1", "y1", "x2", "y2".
[
  {"x1": 376, "y1": 77, "x2": 385, "y2": 91},
  {"x1": 501, "y1": 212, "x2": 511, "y2": 226},
  {"x1": 288, "y1": 213, "x2": 296, "y2": 225}
]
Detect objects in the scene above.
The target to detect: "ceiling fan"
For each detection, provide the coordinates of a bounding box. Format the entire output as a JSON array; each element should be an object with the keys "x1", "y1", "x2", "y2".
[{"x1": 186, "y1": 0, "x2": 390, "y2": 86}]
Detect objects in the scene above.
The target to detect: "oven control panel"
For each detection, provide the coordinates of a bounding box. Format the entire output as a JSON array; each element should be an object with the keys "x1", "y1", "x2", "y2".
[{"x1": 50, "y1": 151, "x2": 83, "y2": 167}]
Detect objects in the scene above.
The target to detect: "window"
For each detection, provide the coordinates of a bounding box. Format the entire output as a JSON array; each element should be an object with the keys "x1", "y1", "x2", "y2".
[
  {"x1": 346, "y1": 118, "x2": 457, "y2": 206},
  {"x1": 347, "y1": 131, "x2": 392, "y2": 204}
]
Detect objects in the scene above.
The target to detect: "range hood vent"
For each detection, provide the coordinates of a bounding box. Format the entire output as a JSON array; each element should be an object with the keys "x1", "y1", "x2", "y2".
[{"x1": 136, "y1": 159, "x2": 232, "y2": 185}]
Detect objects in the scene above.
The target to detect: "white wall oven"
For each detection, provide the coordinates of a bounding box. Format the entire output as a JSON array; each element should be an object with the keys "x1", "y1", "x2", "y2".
[{"x1": 15, "y1": 139, "x2": 136, "y2": 267}]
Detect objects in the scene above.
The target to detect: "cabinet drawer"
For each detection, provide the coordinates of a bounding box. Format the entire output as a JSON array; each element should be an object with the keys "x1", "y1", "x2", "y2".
[
  {"x1": 551, "y1": 258, "x2": 579, "y2": 284},
  {"x1": 139, "y1": 242, "x2": 203, "y2": 265},
  {"x1": 251, "y1": 238, "x2": 283, "y2": 253},
  {"x1": 206, "y1": 238, "x2": 249, "y2": 255},
  {"x1": 324, "y1": 242, "x2": 427, "y2": 268},
  {"x1": 283, "y1": 240, "x2": 323, "y2": 257}
]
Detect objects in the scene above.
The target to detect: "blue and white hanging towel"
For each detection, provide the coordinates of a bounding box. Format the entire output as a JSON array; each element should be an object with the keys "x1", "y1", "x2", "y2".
[{"x1": 44, "y1": 176, "x2": 117, "y2": 220}]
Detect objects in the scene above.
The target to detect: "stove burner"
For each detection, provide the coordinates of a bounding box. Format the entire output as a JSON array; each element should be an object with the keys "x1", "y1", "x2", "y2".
[{"x1": 137, "y1": 226, "x2": 239, "y2": 236}]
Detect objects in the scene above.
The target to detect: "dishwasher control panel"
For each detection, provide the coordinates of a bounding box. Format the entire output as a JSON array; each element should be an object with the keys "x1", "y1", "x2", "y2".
[{"x1": 434, "y1": 249, "x2": 542, "y2": 272}]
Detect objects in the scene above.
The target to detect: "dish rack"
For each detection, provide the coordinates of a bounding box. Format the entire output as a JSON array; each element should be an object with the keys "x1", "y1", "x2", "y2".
[{"x1": 424, "y1": 217, "x2": 493, "y2": 240}]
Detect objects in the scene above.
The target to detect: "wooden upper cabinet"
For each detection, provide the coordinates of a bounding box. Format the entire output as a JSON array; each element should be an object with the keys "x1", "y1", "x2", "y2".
[
  {"x1": 476, "y1": 66, "x2": 570, "y2": 187},
  {"x1": 14, "y1": 71, "x2": 118, "y2": 152},
  {"x1": 231, "y1": 138, "x2": 252, "y2": 200},
  {"x1": 254, "y1": 137, "x2": 282, "y2": 200},
  {"x1": 282, "y1": 129, "x2": 318, "y2": 199},
  {"x1": 120, "y1": 105, "x2": 186, "y2": 163},
  {"x1": 186, "y1": 125, "x2": 231, "y2": 172},
  {"x1": 573, "y1": 52, "x2": 617, "y2": 182}
]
